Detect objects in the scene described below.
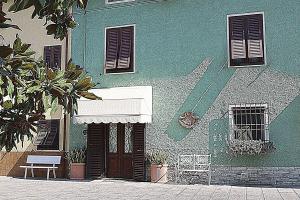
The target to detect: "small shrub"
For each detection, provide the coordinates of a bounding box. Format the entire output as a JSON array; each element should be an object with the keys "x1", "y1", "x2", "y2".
[
  {"x1": 65, "y1": 147, "x2": 86, "y2": 163},
  {"x1": 146, "y1": 150, "x2": 168, "y2": 165}
]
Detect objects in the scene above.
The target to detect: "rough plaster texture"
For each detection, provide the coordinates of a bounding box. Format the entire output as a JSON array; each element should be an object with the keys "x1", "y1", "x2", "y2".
[{"x1": 70, "y1": 0, "x2": 300, "y2": 184}]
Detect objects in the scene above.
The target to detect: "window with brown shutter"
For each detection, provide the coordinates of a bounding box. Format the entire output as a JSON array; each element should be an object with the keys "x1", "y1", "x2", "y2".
[
  {"x1": 228, "y1": 13, "x2": 265, "y2": 67},
  {"x1": 35, "y1": 119, "x2": 60, "y2": 150},
  {"x1": 105, "y1": 26, "x2": 134, "y2": 74},
  {"x1": 44, "y1": 45, "x2": 62, "y2": 70}
]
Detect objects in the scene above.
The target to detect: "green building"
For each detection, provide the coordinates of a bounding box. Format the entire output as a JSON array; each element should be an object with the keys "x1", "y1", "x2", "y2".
[{"x1": 70, "y1": 0, "x2": 300, "y2": 185}]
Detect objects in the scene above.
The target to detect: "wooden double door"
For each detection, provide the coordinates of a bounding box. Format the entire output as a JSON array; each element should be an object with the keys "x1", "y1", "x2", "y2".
[
  {"x1": 86, "y1": 123, "x2": 145, "y2": 181},
  {"x1": 107, "y1": 123, "x2": 133, "y2": 179}
]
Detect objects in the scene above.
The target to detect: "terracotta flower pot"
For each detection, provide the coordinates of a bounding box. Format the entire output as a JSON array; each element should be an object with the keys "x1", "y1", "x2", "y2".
[
  {"x1": 150, "y1": 164, "x2": 168, "y2": 183},
  {"x1": 70, "y1": 163, "x2": 86, "y2": 180}
]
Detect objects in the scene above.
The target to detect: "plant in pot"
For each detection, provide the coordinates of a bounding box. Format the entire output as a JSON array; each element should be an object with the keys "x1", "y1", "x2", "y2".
[
  {"x1": 66, "y1": 147, "x2": 86, "y2": 180},
  {"x1": 146, "y1": 150, "x2": 168, "y2": 183}
]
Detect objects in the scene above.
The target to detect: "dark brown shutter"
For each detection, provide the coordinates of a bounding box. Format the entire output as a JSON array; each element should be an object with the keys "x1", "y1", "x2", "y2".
[
  {"x1": 87, "y1": 123, "x2": 106, "y2": 178},
  {"x1": 44, "y1": 46, "x2": 52, "y2": 69},
  {"x1": 247, "y1": 14, "x2": 264, "y2": 58},
  {"x1": 229, "y1": 16, "x2": 246, "y2": 60},
  {"x1": 34, "y1": 120, "x2": 59, "y2": 146},
  {"x1": 53, "y1": 45, "x2": 62, "y2": 70},
  {"x1": 105, "y1": 29, "x2": 119, "y2": 70},
  {"x1": 44, "y1": 45, "x2": 62, "y2": 70},
  {"x1": 117, "y1": 27, "x2": 133, "y2": 69},
  {"x1": 133, "y1": 123, "x2": 145, "y2": 181},
  {"x1": 34, "y1": 120, "x2": 49, "y2": 145},
  {"x1": 43, "y1": 119, "x2": 59, "y2": 146}
]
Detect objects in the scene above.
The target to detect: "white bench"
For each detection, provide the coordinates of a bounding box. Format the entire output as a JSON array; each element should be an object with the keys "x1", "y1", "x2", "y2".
[
  {"x1": 176, "y1": 154, "x2": 211, "y2": 185},
  {"x1": 20, "y1": 155, "x2": 61, "y2": 180}
]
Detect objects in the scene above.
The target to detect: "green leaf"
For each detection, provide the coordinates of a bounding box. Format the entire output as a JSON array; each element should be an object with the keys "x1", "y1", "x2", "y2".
[
  {"x1": 0, "y1": 23, "x2": 21, "y2": 30},
  {"x1": 42, "y1": 92, "x2": 50, "y2": 110},
  {"x1": 77, "y1": 91, "x2": 101, "y2": 100},
  {"x1": 2, "y1": 100, "x2": 13, "y2": 109},
  {"x1": 13, "y1": 35, "x2": 22, "y2": 52},
  {"x1": 50, "y1": 97, "x2": 58, "y2": 114}
]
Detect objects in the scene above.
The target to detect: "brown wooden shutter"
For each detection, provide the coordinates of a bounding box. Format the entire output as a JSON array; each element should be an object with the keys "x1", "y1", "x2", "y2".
[
  {"x1": 34, "y1": 120, "x2": 49, "y2": 145},
  {"x1": 34, "y1": 120, "x2": 59, "y2": 146},
  {"x1": 53, "y1": 45, "x2": 62, "y2": 70},
  {"x1": 105, "y1": 29, "x2": 119, "y2": 70},
  {"x1": 247, "y1": 14, "x2": 264, "y2": 58},
  {"x1": 117, "y1": 27, "x2": 133, "y2": 69},
  {"x1": 229, "y1": 16, "x2": 246, "y2": 60},
  {"x1": 43, "y1": 120, "x2": 60, "y2": 146},
  {"x1": 44, "y1": 45, "x2": 61, "y2": 70},
  {"x1": 44, "y1": 46, "x2": 52, "y2": 69},
  {"x1": 133, "y1": 123, "x2": 145, "y2": 181},
  {"x1": 87, "y1": 123, "x2": 107, "y2": 178}
]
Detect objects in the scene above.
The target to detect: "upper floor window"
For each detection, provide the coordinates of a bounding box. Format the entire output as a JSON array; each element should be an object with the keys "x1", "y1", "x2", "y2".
[
  {"x1": 229, "y1": 104, "x2": 269, "y2": 141},
  {"x1": 228, "y1": 13, "x2": 265, "y2": 67},
  {"x1": 44, "y1": 45, "x2": 62, "y2": 70},
  {"x1": 105, "y1": 25, "x2": 134, "y2": 74},
  {"x1": 105, "y1": 0, "x2": 135, "y2": 5}
]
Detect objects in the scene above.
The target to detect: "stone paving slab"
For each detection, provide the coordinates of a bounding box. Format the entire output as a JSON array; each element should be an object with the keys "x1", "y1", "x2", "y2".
[{"x1": 1, "y1": 177, "x2": 300, "y2": 200}]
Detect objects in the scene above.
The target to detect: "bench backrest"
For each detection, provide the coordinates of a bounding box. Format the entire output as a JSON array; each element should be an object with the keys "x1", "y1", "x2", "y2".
[
  {"x1": 178, "y1": 154, "x2": 211, "y2": 170},
  {"x1": 26, "y1": 155, "x2": 61, "y2": 165}
]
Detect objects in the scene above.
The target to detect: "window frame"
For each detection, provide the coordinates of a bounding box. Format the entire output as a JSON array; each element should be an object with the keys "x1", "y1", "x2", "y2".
[
  {"x1": 105, "y1": 0, "x2": 135, "y2": 5},
  {"x1": 228, "y1": 103, "x2": 269, "y2": 141},
  {"x1": 227, "y1": 12, "x2": 267, "y2": 68},
  {"x1": 104, "y1": 24, "x2": 136, "y2": 75}
]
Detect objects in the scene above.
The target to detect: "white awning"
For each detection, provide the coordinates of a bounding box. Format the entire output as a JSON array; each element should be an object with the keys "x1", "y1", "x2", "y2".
[{"x1": 73, "y1": 86, "x2": 152, "y2": 124}]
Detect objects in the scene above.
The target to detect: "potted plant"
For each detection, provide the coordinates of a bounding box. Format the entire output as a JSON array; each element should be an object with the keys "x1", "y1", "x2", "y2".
[
  {"x1": 66, "y1": 147, "x2": 86, "y2": 180},
  {"x1": 146, "y1": 150, "x2": 168, "y2": 183}
]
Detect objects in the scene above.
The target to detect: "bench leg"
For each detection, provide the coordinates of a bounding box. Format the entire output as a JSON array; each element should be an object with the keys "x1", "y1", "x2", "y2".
[
  {"x1": 31, "y1": 168, "x2": 34, "y2": 178},
  {"x1": 47, "y1": 168, "x2": 50, "y2": 180},
  {"x1": 24, "y1": 168, "x2": 28, "y2": 179},
  {"x1": 53, "y1": 168, "x2": 56, "y2": 179}
]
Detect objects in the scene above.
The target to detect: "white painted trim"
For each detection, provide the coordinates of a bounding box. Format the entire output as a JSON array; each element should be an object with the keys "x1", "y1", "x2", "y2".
[
  {"x1": 104, "y1": 24, "x2": 136, "y2": 75},
  {"x1": 228, "y1": 103, "x2": 269, "y2": 141},
  {"x1": 227, "y1": 12, "x2": 267, "y2": 68},
  {"x1": 105, "y1": 0, "x2": 135, "y2": 5}
]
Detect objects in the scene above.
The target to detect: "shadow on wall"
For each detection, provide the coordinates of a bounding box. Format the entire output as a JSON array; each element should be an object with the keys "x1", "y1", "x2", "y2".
[{"x1": 0, "y1": 144, "x2": 67, "y2": 178}]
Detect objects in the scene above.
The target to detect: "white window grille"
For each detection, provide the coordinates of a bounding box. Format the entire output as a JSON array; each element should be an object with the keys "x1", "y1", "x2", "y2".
[{"x1": 229, "y1": 103, "x2": 269, "y2": 141}]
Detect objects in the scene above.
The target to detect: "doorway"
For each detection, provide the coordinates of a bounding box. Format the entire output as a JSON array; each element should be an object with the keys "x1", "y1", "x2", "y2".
[
  {"x1": 86, "y1": 123, "x2": 145, "y2": 181},
  {"x1": 107, "y1": 123, "x2": 133, "y2": 179}
]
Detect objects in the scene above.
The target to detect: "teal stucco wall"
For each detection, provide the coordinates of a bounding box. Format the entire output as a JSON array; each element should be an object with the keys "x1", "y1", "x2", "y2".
[{"x1": 70, "y1": 0, "x2": 300, "y2": 167}]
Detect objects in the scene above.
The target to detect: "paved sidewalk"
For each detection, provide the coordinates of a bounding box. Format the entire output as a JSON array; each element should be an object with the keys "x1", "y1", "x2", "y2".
[{"x1": 1, "y1": 177, "x2": 300, "y2": 200}]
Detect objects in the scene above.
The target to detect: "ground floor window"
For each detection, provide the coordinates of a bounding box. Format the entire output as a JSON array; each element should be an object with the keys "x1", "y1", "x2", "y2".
[
  {"x1": 229, "y1": 104, "x2": 269, "y2": 141},
  {"x1": 34, "y1": 119, "x2": 60, "y2": 150}
]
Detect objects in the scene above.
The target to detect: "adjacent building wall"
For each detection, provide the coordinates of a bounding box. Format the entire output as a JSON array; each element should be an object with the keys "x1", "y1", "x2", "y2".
[{"x1": 0, "y1": 1, "x2": 69, "y2": 177}]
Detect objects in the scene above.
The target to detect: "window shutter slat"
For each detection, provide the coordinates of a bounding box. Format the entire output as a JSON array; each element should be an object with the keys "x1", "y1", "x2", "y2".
[
  {"x1": 247, "y1": 14, "x2": 264, "y2": 58},
  {"x1": 105, "y1": 29, "x2": 119, "y2": 69},
  {"x1": 44, "y1": 46, "x2": 52, "y2": 69},
  {"x1": 230, "y1": 17, "x2": 246, "y2": 59},
  {"x1": 33, "y1": 121, "x2": 49, "y2": 145},
  {"x1": 43, "y1": 120, "x2": 59, "y2": 146},
  {"x1": 117, "y1": 27, "x2": 133, "y2": 69},
  {"x1": 53, "y1": 45, "x2": 62, "y2": 70}
]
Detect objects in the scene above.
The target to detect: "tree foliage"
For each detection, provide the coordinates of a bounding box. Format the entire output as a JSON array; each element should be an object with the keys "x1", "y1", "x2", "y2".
[{"x1": 0, "y1": 0, "x2": 98, "y2": 152}]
